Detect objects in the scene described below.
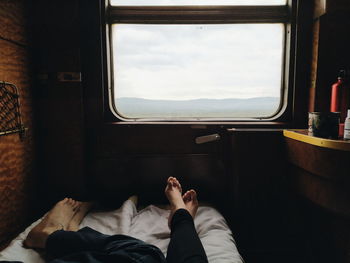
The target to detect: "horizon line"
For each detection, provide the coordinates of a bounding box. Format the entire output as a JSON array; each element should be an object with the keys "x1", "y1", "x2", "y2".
[{"x1": 116, "y1": 96, "x2": 279, "y2": 101}]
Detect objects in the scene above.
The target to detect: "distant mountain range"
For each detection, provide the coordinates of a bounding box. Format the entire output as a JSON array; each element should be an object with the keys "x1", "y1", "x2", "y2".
[{"x1": 115, "y1": 97, "x2": 280, "y2": 118}]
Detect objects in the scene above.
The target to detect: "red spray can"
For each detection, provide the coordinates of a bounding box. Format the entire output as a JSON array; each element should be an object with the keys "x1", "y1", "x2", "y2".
[
  {"x1": 330, "y1": 70, "x2": 350, "y2": 137},
  {"x1": 330, "y1": 70, "x2": 350, "y2": 122}
]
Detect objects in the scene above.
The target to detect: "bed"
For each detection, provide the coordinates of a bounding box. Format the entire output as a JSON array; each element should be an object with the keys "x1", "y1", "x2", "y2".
[{"x1": 0, "y1": 197, "x2": 244, "y2": 263}]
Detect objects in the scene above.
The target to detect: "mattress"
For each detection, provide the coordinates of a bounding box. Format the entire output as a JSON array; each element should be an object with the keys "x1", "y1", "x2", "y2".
[{"x1": 0, "y1": 199, "x2": 244, "y2": 263}]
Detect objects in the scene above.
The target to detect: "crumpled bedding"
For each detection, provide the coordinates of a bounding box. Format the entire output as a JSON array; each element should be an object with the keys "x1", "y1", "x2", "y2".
[{"x1": 0, "y1": 199, "x2": 244, "y2": 263}]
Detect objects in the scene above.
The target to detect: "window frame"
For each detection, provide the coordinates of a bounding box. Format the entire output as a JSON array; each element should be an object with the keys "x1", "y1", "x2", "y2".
[{"x1": 105, "y1": 1, "x2": 297, "y2": 123}]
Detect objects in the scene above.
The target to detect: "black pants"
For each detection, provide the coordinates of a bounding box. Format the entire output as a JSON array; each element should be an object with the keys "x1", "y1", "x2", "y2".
[
  {"x1": 45, "y1": 208, "x2": 208, "y2": 263},
  {"x1": 166, "y1": 209, "x2": 207, "y2": 263}
]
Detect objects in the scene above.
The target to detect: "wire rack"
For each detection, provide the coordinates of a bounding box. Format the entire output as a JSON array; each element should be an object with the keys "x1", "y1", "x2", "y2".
[{"x1": 0, "y1": 81, "x2": 26, "y2": 137}]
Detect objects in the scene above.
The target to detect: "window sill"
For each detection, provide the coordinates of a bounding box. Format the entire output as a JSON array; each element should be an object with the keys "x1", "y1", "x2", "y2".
[{"x1": 104, "y1": 121, "x2": 290, "y2": 128}]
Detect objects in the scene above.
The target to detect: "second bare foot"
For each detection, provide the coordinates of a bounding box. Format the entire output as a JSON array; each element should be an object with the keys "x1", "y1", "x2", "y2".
[
  {"x1": 183, "y1": 189, "x2": 199, "y2": 218},
  {"x1": 24, "y1": 198, "x2": 78, "y2": 249},
  {"x1": 67, "y1": 201, "x2": 93, "y2": 231},
  {"x1": 164, "y1": 177, "x2": 186, "y2": 226}
]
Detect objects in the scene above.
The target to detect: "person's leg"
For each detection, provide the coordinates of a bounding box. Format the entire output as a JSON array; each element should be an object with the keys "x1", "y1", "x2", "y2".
[
  {"x1": 24, "y1": 198, "x2": 92, "y2": 250},
  {"x1": 165, "y1": 177, "x2": 208, "y2": 263},
  {"x1": 24, "y1": 198, "x2": 165, "y2": 263},
  {"x1": 23, "y1": 198, "x2": 79, "y2": 248},
  {"x1": 45, "y1": 227, "x2": 110, "y2": 259},
  {"x1": 66, "y1": 202, "x2": 93, "y2": 231},
  {"x1": 45, "y1": 201, "x2": 96, "y2": 258}
]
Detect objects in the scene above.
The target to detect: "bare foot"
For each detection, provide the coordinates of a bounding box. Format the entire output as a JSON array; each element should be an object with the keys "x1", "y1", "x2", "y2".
[
  {"x1": 164, "y1": 177, "x2": 186, "y2": 227},
  {"x1": 183, "y1": 189, "x2": 198, "y2": 218},
  {"x1": 67, "y1": 202, "x2": 93, "y2": 231},
  {"x1": 24, "y1": 198, "x2": 79, "y2": 249},
  {"x1": 128, "y1": 195, "x2": 138, "y2": 207}
]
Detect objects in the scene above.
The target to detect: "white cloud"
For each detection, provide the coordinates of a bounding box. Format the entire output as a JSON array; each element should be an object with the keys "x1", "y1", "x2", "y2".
[{"x1": 112, "y1": 24, "x2": 284, "y2": 100}]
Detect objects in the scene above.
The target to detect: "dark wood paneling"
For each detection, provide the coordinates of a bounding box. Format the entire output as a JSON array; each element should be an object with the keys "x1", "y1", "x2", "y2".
[
  {"x1": 290, "y1": 166, "x2": 350, "y2": 217},
  {"x1": 31, "y1": 0, "x2": 87, "y2": 203},
  {"x1": 229, "y1": 130, "x2": 309, "y2": 262},
  {"x1": 35, "y1": 80, "x2": 86, "y2": 201},
  {"x1": 285, "y1": 138, "x2": 350, "y2": 214},
  {"x1": 309, "y1": 19, "x2": 319, "y2": 113},
  {"x1": 285, "y1": 135, "x2": 350, "y2": 262},
  {"x1": 0, "y1": 0, "x2": 37, "y2": 249},
  {"x1": 298, "y1": 201, "x2": 350, "y2": 263},
  {"x1": 92, "y1": 154, "x2": 228, "y2": 209},
  {"x1": 285, "y1": 138, "x2": 350, "y2": 183},
  {"x1": 0, "y1": 0, "x2": 28, "y2": 45},
  {"x1": 0, "y1": 134, "x2": 36, "y2": 247},
  {"x1": 98, "y1": 124, "x2": 224, "y2": 156},
  {"x1": 229, "y1": 130, "x2": 289, "y2": 221},
  {"x1": 292, "y1": 0, "x2": 314, "y2": 128},
  {"x1": 284, "y1": 133, "x2": 350, "y2": 181},
  {"x1": 313, "y1": 0, "x2": 326, "y2": 18},
  {"x1": 324, "y1": 0, "x2": 350, "y2": 14},
  {"x1": 312, "y1": 12, "x2": 350, "y2": 112},
  {"x1": 109, "y1": 5, "x2": 289, "y2": 23},
  {"x1": 307, "y1": 3, "x2": 350, "y2": 258}
]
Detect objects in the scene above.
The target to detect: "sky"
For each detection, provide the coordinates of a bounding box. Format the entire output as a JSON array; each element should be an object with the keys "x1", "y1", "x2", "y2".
[
  {"x1": 112, "y1": 23, "x2": 284, "y2": 100},
  {"x1": 111, "y1": 0, "x2": 286, "y2": 6}
]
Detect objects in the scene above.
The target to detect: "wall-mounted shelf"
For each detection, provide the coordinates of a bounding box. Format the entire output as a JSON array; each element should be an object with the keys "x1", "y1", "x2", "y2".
[
  {"x1": 284, "y1": 129, "x2": 350, "y2": 217},
  {"x1": 283, "y1": 129, "x2": 350, "y2": 151}
]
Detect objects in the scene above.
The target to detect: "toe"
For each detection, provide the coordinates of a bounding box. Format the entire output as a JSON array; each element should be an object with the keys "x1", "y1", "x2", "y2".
[
  {"x1": 167, "y1": 177, "x2": 174, "y2": 187},
  {"x1": 173, "y1": 177, "x2": 180, "y2": 186},
  {"x1": 190, "y1": 190, "x2": 198, "y2": 201},
  {"x1": 68, "y1": 198, "x2": 75, "y2": 207},
  {"x1": 73, "y1": 201, "x2": 81, "y2": 211},
  {"x1": 172, "y1": 178, "x2": 182, "y2": 191},
  {"x1": 167, "y1": 177, "x2": 174, "y2": 183},
  {"x1": 61, "y1": 198, "x2": 68, "y2": 204},
  {"x1": 183, "y1": 191, "x2": 191, "y2": 202}
]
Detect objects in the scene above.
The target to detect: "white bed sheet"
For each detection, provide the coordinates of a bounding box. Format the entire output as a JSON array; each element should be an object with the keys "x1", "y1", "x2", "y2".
[{"x1": 0, "y1": 199, "x2": 244, "y2": 263}]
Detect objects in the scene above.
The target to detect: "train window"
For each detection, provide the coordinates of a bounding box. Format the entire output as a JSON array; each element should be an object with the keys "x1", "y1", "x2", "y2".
[{"x1": 107, "y1": 1, "x2": 291, "y2": 121}]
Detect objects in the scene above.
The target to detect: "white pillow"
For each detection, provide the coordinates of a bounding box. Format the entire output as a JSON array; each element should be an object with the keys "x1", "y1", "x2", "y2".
[{"x1": 0, "y1": 200, "x2": 244, "y2": 263}]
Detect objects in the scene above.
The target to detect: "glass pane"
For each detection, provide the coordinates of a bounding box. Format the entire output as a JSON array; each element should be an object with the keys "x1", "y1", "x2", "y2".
[
  {"x1": 112, "y1": 24, "x2": 284, "y2": 119},
  {"x1": 110, "y1": 0, "x2": 287, "y2": 6}
]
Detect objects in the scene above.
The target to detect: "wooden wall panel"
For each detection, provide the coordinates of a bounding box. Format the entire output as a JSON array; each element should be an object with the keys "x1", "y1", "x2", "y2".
[
  {"x1": 0, "y1": 0, "x2": 37, "y2": 249},
  {"x1": 285, "y1": 138, "x2": 350, "y2": 183},
  {"x1": 310, "y1": 5, "x2": 350, "y2": 112},
  {"x1": 289, "y1": 166, "x2": 350, "y2": 217},
  {"x1": 228, "y1": 130, "x2": 310, "y2": 262},
  {"x1": 0, "y1": 0, "x2": 28, "y2": 45},
  {"x1": 35, "y1": 81, "x2": 86, "y2": 201},
  {"x1": 309, "y1": 19, "x2": 319, "y2": 113},
  {"x1": 285, "y1": 138, "x2": 350, "y2": 263},
  {"x1": 98, "y1": 124, "x2": 223, "y2": 156},
  {"x1": 31, "y1": 0, "x2": 87, "y2": 203}
]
